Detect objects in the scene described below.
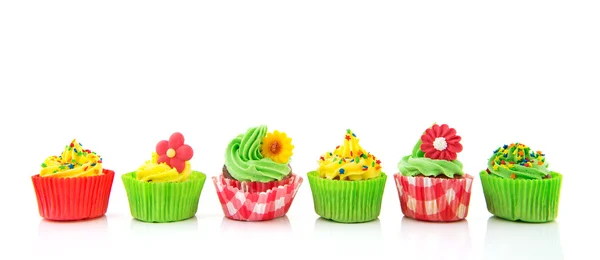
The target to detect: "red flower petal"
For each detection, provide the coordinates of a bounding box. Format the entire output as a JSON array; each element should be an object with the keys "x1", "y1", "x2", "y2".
[
  {"x1": 439, "y1": 124, "x2": 450, "y2": 137},
  {"x1": 176, "y1": 145, "x2": 194, "y2": 161},
  {"x1": 420, "y1": 142, "x2": 435, "y2": 153},
  {"x1": 442, "y1": 127, "x2": 456, "y2": 139},
  {"x1": 169, "y1": 132, "x2": 185, "y2": 149},
  {"x1": 156, "y1": 140, "x2": 169, "y2": 155},
  {"x1": 170, "y1": 158, "x2": 186, "y2": 173},
  {"x1": 421, "y1": 133, "x2": 433, "y2": 143},
  {"x1": 447, "y1": 142, "x2": 463, "y2": 153},
  {"x1": 442, "y1": 150, "x2": 457, "y2": 161},
  {"x1": 446, "y1": 135, "x2": 462, "y2": 143},
  {"x1": 427, "y1": 150, "x2": 441, "y2": 159},
  {"x1": 431, "y1": 124, "x2": 440, "y2": 136},
  {"x1": 157, "y1": 155, "x2": 170, "y2": 164}
]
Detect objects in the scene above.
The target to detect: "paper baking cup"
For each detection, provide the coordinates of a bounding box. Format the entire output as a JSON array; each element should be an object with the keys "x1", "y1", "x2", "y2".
[
  {"x1": 212, "y1": 174, "x2": 303, "y2": 221},
  {"x1": 122, "y1": 171, "x2": 206, "y2": 223},
  {"x1": 31, "y1": 169, "x2": 115, "y2": 221},
  {"x1": 394, "y1": 173, "x2": 473, "y2": 222},
  {"x1": 307, "y1": 171, "x2": 387, "y2": 223},
  {"x1": 479, "y1": 171, "x2": 562, "y2": 223}
]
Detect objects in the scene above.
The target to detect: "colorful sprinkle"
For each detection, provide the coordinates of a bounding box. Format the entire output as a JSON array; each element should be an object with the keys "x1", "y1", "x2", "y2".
[
  {"x1": 68, "y1": 164, "x2": 74, "y2": 169},
  {"x1": 345, "y1": 135, "x2": 351, "y2": 141},
  {"x1": 510, "y1": 173, "x2": 516, "y2": 179},
  {"x1": 362, "y1": 166, "x2": 368, "y2": 171},
  {"x1": 352, "y1": 133, "x2": 356, "y2": 137},
  {"x1": 376, "y1": 160, "x2": 381, "y2": 165},
  {"x1": 372, "y1": 161, "x2": 375, "y2": 167},
  {"x1": 41, "y1": 163, "x2": 47, "y2": 168},
  {"x1": 339, "y1": 168, "x2": 345, "y2": 174},
  {"x1": 91, "y1": 163, "x2": 96, "y2": 167}
]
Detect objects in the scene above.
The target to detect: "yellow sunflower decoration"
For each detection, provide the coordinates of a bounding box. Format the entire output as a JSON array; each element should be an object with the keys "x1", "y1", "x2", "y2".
[{"x1": 261, "y1": 130, "x2": 294, "y2": 164}]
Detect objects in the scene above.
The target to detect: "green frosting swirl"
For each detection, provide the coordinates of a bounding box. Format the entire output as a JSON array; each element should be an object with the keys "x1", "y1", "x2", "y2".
[
  {"x1": 225, "y1": 125, "x2": 291, "y2": 182},
  {"x1": 487, "y1": 143, "x2": 549, "y2": 180},
  {"x1": 397, "y1": 140, "x2": 464, "y2": 178}
]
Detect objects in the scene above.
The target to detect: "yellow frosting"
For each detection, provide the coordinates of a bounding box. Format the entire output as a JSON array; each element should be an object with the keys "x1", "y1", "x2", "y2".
[
  {"x1": 317, "y1": 130, "x2": 382, "y2": 181},
  {"x1": 40, "y1": 139, "x2": 103, "y2": 178},
  {"x1": 135, "y1": 152, "x2": 191, "y2": 182}
]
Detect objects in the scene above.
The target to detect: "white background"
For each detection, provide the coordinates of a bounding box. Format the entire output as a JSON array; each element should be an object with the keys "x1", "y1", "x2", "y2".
[{"x1": 1, "y1": 1, "x2": 598, "y2": 259}]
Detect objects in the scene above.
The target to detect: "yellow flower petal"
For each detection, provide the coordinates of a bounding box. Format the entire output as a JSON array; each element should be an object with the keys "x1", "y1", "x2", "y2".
[{"x1": 260, "y1": 130, "x2": 294, "y2": 164}]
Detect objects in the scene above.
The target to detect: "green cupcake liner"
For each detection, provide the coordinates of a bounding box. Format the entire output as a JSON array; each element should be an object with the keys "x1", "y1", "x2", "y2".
[
  {"x1": 122, "y1": 171, "x2": 207, "y2": 223},
  {"x1": 307, "y1": 171, "x2": 387, "y2": 223},
  {"x1": 479, "y1": 171, "x2": 562, "y2": 223}
]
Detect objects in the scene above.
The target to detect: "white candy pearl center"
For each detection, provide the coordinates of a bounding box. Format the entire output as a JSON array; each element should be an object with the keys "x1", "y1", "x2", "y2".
[{"x1": 433, "y1": 137, "x2": 448, "y2": 151}]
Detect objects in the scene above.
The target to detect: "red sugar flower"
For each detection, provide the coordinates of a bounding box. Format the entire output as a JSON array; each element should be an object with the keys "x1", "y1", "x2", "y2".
[
  {"x1": 156, "y1": 132, "x2": 194, "y2": 173},
  {"x1": 420, "y1": 124, "x2": 462, "y2": 161}
]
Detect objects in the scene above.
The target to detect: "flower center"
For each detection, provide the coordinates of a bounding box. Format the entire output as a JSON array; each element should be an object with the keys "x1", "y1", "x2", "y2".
[
  {"x1": 270, "y1": 141, "x2": 281, "y2": 154},
  {"x1": 433, "y1": 137, "x2": 448, "y2": 151},
  {"x1": 166, "y1": 148, "x2": 176, "y2": 158}
]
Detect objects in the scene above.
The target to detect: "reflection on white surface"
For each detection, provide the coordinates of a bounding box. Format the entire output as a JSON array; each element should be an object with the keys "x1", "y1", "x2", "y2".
[
  {"x1": 484, "y1": 217, "x2": 563, "y2": 260},
  {"x1": 220, "y1": 216, "x2": 293, "y2": 239},
  {"x1": 38, "y1": 216, "x2": 109, "y2": 237},
  {"x1": 399, "y1": 217, "x2": 472, "y2": 260},
  {"x1": 312, "y1": 217, "x2": 382, "y2": 240},
  {"x1": 36, "y1": 216, "x2": 111, "y2": 257},
  {"x1": 129, "y1": 216, "x2": 198, "y2": 238}
]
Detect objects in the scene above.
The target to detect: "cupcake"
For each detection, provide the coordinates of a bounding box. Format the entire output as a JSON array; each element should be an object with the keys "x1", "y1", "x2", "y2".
[
  {"x1": 395, "y1": 123, "x2": 473, "y2": 222},
  {"x1": 480, "y1": 143, "x2": 562, "y2": 222},
  {"x1": 213, "y1": 125, "x2": 302, "y2": 221},
  {"x1": 307, "y1": 129, "x2": 386, "y2": 223},
  {"x1": 122, "y1": 132, "x2": 206, "y2": 223},
  {"x1": 32, "y1": 139, "x2": 115, "y2": 221}
]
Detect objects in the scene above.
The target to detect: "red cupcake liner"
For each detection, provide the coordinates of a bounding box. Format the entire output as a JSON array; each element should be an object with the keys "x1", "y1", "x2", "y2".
[
  {"x1": 394, "y1": 173, "x2": 473, "y2": 222},
  {"x1": 31, "y1": 169, "x2": 115, "y2": 221},
  {"x1": 212, "y1": 174, "x2": 303, "y2": 221}
]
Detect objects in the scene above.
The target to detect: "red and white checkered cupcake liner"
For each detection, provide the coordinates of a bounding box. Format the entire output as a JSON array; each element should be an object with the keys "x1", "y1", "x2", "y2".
[
  {"x1": 394, "y1": 173, "x2": 473, "y2": 222},
  {"x1": 212, "y1": 174, "x2": 303, "y2": 221}
]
